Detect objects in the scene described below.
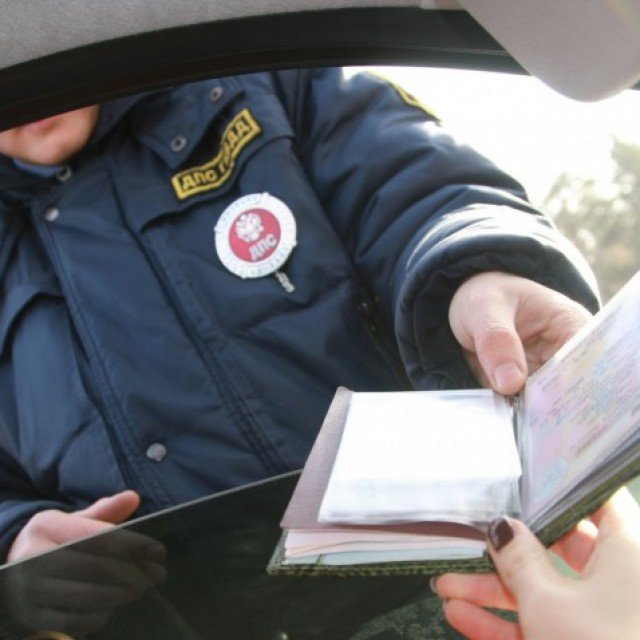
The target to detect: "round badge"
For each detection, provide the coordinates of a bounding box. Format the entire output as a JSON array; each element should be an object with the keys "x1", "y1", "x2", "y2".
[{"x1": 215, "y1": 193, "x2": 297, "y2": 278}]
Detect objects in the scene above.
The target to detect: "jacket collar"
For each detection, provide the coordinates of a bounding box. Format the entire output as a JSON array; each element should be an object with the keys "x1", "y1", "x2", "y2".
[
  {"x1": 0, "y1": 78, "x2": 243, "y2": 250},
  {"x1": 0, "y1": 92, "x2": 151, "y2": 203},
  {"x1": 0, "y1": 78, "x2": 243, "y2": 197},
  {"x1": 0, "y1": 92, "x2": 151, "y2": 254},
  {"x1": 128, "y1": 77, "x2": 243, "y2": 169}
]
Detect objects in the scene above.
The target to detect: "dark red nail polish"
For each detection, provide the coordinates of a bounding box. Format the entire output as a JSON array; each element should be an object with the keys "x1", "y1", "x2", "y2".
[{"x1": 488, "y1": 517, "x2": 514, "y2": 551}]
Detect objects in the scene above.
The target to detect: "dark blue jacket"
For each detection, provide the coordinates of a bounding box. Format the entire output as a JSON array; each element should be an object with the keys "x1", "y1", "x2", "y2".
[{"x1": 0, "y1": 69, "x2": 598, "y2": 558}]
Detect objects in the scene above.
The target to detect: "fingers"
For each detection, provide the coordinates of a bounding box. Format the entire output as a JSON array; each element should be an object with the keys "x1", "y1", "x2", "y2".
[
  {"x1": 486, "y1": 518, "x2": 562, "y2": 599},
  {"x1": 437, "y1": 498, "x2": 640, "y2": 640},
  {"x1": 7, "y1": 510, "x2": 117, "y2": 562},
  {"x1": 46, "y1": 511, "x2": 117, "y2": 546},
  {"x1": 70, "y1": 492, "x2": 164, "y2": 564},
  {"x1": 550, "y1": 519, "x2": 598, "y2": 572},
  {"x1": 73, "y1": 527, "x2": 167, "y2": 566},
  {"x1": 472, "y1": 319, "x2": 526, "y2": 395},
  {"x1": 433, "y1": 573, "x2": 516, "y2": 611},
  {"x1": 19, "y1": 572, "x2": 153, "y2": 610},
  {"x1": 547, "y1": 491, "x2": 640, "y2": 574},
  {"x1": 33, "y1": 546, "x2": 166, "y2": 587},
  {"x1": 29, "y1": 512, "x2": 166, "y2": 574},
  {"x1": 449, "y1": 272, "x2": 593, "y2": 395},
  {"x1": 443, "y1": 599, "x2": 523, "y2": 640},
  {"x1": 7, "y1": 491, "x2": 149, "y2": 563},
  {"x1": 591, "y1": 486, "x2": 640, "y2": 532},
  {"x1": 75, "y1": 490, "x2": 141, "y2": 524},
  {"x1": 449, "y1": 272, "x2": 527, "y2": 395}
]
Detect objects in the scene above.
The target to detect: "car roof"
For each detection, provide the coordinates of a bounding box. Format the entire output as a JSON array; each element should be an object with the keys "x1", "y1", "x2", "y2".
[
  {"x1": 1, "y1": 0, "x2": 640, "y2": 129},
  {"x1": 0, "y1": 2, "x2": 504, "y2": 129},
  {"x1": 461, "y1": 0, "x2": 640, "y2": 101}
]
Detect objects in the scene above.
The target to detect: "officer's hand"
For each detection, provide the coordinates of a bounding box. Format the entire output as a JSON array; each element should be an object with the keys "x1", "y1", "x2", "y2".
[
  {"x1": 7, "y1": 490, "x2": 142, "y2": 562},
  {"x1": 433, "y1": 488, "x2": 640, "y2": 640},
  {"x1": 2, "y1": 491, "x2": 166, "y2": 636},
  {"x1": 449, "y1": 271, "x2": 591, "y2": 395}
]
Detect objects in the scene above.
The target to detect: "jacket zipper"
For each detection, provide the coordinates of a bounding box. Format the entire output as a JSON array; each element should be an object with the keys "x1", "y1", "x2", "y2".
[{"x1": 358, "y1": 296, "x2": 413, "y2": 389}]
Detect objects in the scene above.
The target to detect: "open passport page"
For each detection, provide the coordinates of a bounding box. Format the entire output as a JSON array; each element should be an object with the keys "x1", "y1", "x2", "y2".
[{"x1": 268, "y1": 269, "x2": 640, "y2": 576}]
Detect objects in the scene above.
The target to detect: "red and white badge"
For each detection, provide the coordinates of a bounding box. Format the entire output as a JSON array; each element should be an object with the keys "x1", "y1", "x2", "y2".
[{"x1": 215, "y1": 193, "x2": 297, "y2": 279}]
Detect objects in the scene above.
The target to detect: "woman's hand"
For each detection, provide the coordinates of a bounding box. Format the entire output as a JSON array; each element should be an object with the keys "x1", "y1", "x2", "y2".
[{"x1": 433, "y1": 488, "x2": 640, "y2": 640}]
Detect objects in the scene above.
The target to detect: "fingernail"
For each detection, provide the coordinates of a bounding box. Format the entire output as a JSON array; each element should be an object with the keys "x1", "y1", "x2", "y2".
[
  {"x1": 441, "y1": 598, "x2": 449, "y2": 617},
  {"x1": 429, "y1": 576, "x2": 439, "y2": 595},
  {"x1": 493, "y1": 363, "x2": 523, "y2": 393},
  {"x1": 488, "y1": 517, "x2": 514, "y2": 552}
]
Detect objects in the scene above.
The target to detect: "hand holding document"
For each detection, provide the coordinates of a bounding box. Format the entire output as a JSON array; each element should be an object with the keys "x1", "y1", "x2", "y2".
[
  {"x1": 522, "y1": 269, "x2": 640, "y2": 528},
  {"x1": 269, "y1": 269, "x2": 640, "y2": 576}
]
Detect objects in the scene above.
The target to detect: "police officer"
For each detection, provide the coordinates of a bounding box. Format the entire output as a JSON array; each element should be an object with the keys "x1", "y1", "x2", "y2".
[{"x1": 0, "y1": 68, "x2": 598, "y2": 563}]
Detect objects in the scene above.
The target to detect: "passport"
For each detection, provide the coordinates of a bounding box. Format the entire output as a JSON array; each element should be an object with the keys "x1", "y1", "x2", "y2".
[{"x1": 268, "y1": 269, "x2": 640, "y2": 576}]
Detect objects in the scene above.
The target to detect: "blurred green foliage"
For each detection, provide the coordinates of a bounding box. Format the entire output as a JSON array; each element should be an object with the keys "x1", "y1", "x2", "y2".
[{"x1": 545, "y1": 139, "x2": 640, "y2": 302}]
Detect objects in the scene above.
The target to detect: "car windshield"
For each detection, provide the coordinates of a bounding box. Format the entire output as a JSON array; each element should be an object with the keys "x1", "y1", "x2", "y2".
[{"x1": 1, "y1": 65, "x2": 639, "y2": 640}]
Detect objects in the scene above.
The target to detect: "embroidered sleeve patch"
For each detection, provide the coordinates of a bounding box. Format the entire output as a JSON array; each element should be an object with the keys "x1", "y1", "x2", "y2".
[
  {"x1": 366, "y1": 72, "x2": 441, "y2": 123},
  {"x1": 171, "y1": 108, "x2": 262, "y2": 200}
]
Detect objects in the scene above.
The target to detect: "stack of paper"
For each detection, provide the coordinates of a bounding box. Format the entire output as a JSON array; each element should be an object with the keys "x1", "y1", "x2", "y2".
[
  {"x1": 319, "y1": 390, "x2": 521, "y2": 526},
  {"x1": 279, "y1": 388, "x2": 520, "y2": 566}
]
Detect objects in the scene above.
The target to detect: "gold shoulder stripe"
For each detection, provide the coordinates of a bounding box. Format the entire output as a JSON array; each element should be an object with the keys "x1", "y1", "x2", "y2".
[
  {"x1": 366, "y1": 72, "x2": 441, "y2": 123},
  {"x1": 171, "y1": 108, "x2": 262, "y2": 200}
]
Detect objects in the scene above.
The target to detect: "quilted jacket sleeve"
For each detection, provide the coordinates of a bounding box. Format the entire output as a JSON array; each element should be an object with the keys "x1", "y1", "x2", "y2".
[
  {"x1": 274, "y1": 68, "x2": 600, "y2": 389},
  {"x1": 0, "y1": 218, "x2": 76, "y2": 560}
]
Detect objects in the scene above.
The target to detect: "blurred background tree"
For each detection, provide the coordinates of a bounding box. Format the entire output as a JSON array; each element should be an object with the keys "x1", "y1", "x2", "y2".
[
  {"x1": 543, "y1": 137, "x2": 640, "y2": 545},
  {"x1": 545, "y1": 138, "x2": 640, "y2": 302}
]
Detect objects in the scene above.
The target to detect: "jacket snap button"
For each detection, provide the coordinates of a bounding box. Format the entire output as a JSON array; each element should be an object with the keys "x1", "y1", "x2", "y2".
[
  {"x1": 56, "y1": 165, "x2": 73, "y2": 182},
  {"x1": 170, "y1": 135, "x2": 187, "y2": 152},
  {"x1": 146, "y1": 443, "x2": 167, "y2": 462},
  {"x1": 44, "y1": 206, "x2": 60, "y2": 222},
  {"x1": 209, "y1": 86, "x2": 224, "y2": 102}
]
